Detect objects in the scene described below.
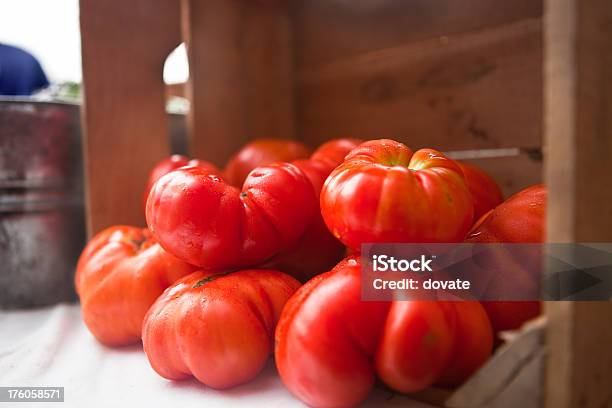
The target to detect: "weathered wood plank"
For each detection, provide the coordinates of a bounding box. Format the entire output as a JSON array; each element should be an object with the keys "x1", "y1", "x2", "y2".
[
  {"x1": 291, "y1": 0, "x2": 542, "y2": 66},
  {"x1": 296, "y1": 18, "x2": 542, "y2": 151},
  {"x1": 544, "y1": 0, "x2": 612, "y2": 407},
  {"x1": 183, "y1": 0, "x2": 296, "y2": 166},
  {"x1": 80, "y1": 0, "x2": 181, "y2": 235}
]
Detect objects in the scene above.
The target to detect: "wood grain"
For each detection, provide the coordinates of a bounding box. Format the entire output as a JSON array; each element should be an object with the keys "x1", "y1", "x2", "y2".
[
  {"x1": 183, "y1": 0, "x2": 296, "y2": 166},
  {"x1": 291, "y1": 0, "x2": 542, "y2": 66},
  {"x1": 80, "y1": 0, "x2": 181, "y2": 235},
  {"x1": 296, "y1": 18, "x2": 543, "y2": 151},
  {"x1": 544, "y1": 0, "x2": 612, "y2": 407}
]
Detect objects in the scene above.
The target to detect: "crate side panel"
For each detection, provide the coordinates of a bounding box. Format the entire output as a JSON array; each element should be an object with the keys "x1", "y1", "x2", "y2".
[
  {"x1": 292, "y1": 0, "x2": 542, "y2": 66},
  {"x1": 296, "y1": 19, "x2": 542, "y2": 151}
]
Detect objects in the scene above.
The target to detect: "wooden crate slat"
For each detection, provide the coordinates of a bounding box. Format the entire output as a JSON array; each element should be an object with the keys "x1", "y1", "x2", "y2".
[
  {"x1": 544, "y1": 0, "x2": 612, "y2": 407},
  {"x1": 292, "y1": 0, "x2": 542, "y2": 67},
  {"x1": 296, "y1": 18, "x2": 542, "y2": 151},
  {"x1": 80, "y1": 0, "x2": 181, "y2": 235},
  {"x1": 446, "y1": 317, "x2": 545, "y2": 408},
  {"x1": 183, "y1": 0, "x2": 296, "y2": 166}
]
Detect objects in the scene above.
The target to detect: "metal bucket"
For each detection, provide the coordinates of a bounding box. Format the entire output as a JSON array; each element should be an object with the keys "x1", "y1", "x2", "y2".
[
  {"x1": 0, "y1": 99, "x2": 85, "y2": 308},
  {"x1": 0, "y1": 98, "x2": 189, "y2": 308}
]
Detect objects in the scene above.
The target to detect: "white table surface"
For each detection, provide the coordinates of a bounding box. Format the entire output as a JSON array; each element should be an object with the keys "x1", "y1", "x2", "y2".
[{"x1": 0, "y1": 304, "x2": 435, "y2": 408}]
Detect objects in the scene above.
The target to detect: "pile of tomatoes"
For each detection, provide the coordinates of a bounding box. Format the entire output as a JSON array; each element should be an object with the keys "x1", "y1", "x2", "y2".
[{"x1": 75, "y1": 138, "x2": 545, "y2": 408}]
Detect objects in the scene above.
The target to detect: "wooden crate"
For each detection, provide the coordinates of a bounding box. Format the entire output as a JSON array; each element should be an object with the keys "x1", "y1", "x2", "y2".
[{"x1": 79, "y1": 0, "x2": 612, "y2": 407}]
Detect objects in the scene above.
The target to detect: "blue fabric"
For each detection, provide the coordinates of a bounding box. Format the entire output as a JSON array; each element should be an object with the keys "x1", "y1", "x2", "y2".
[{"x1": 0, "y1": 44, "x2": 49, "y2": 96}]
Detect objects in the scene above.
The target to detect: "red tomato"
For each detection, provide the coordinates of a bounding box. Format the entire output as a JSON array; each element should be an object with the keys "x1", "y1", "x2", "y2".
[
  {"x1": 309, "y1": 138, "x2": 364, "y2": 175},
  {"x1": 321, "y1": 139, "x2": 474, "y2": 251},
  {"x1": 75, "y1": 226, "x2": 198, "y2": 346},
  {"x1": 275, "y1": 257, "x2": 482, "y2": 408},
  {"x1": 143, "y1": 155, "x2": 220, "y2": 209},
  {"x1": 436, "y1": 302, "x2": 493, "y2": 387},
  {"x1": 224, "y1": 139, "x2": 311, "y2": 187},
  {"x1": 264, "y1": 139, "x2": 362, "y2": 281},
  {"x1": 263, "y1": 161, "x2": 345, "y2": 281},
  {"x1": 480, "y1": 301, "x2": 541, "y2": 333},
  {"x1": 467, "y1": 184, "x2": 546, "y2": 334},
  {"x1": 458, "y1": 162, "x2": 504, "y2": 223},
  {"x1": 466, "y1": 184, "x2": 546, "y2": 244},
  {"x1": 146, "y1": 163, "x2": 317, "y2": 269},
  {"x1": 375, "y1": 301, "x2": 455, "y2": 393},
  {"x1": 142, "y1": 269, "x2": 300, "y2": 389}
]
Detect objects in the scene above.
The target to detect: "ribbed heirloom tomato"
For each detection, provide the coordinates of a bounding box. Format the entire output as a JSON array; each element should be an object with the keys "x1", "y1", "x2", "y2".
[
  {"x1": 435, "y1": 301, "x2": 494, "y2": 387},
  {"x1": 265, "y1": 138, "x2": 363, "y2": 281},
  {"x1": 321, "y1": 139, "x2": 474, "y2": 251},
  {"x1": 457, "y1": 162, "x2": 504, "y2": 223},
  {"x1": 75, "y1": 226, "x2": 198, "y2": 346},
  {"x1": 275, "y1": 257, "x2": 493, "y2": 408},
  {"x1": 467, "y1": 184, "x2": 546, "y2": 334},
  {"x1": 309, "y1": 138, "x2": 364, "y2": 175},
  {"x1": 142, "y1": 154, "x2": 219, "y2": 209},
  {"x1": 143, "y1": 269, "x2": 300, "y2": 389},
  {"x1": 224, "y1": 138, "x2": 311, "y2": 187},
  {"x1": 146, "y1": 162, "x2": 317, "y2": 269}
]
